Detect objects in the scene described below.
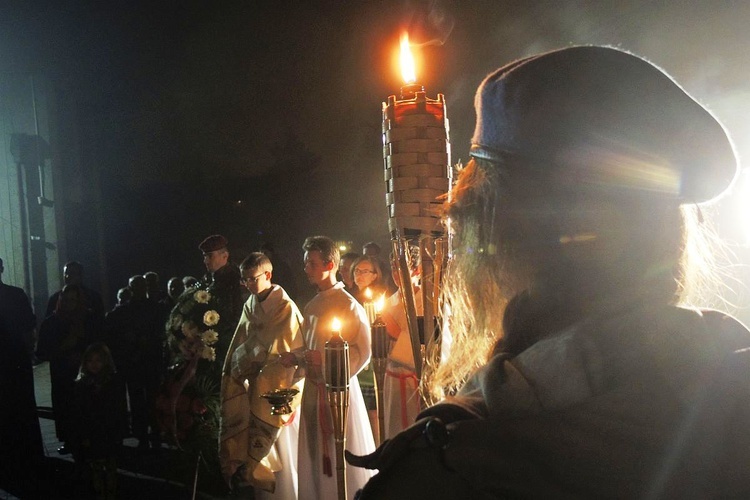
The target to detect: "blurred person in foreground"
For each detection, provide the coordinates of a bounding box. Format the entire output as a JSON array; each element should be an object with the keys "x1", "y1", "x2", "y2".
[
  {"x1": 0, "y1": 258, "x2": 44, "y2": 496},
  {"x1": 350, "y1": 46, "x2": 750, "y2": 498}
]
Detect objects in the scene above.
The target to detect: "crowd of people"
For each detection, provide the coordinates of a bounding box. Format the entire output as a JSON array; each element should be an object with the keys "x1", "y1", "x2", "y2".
[
  {"x1": 3, "y1": 44, "x2": 750, "y2": 499},
  {"x1": 1, "y1": 231, "x2": 416, "y2": 499}
]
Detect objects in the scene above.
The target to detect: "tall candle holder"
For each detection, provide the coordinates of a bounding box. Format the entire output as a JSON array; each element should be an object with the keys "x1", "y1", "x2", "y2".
[
  {"x1": 370, "y1": 295, "x2": 388, "y2": 445},
  {"x1": 325, "y1": 318, "x2": 349, "y2": 500},
  {"x1": 383, "y1": 33, "x2": 451, "y2": 380}
]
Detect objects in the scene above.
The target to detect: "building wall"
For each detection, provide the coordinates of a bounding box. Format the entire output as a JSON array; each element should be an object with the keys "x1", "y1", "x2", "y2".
[{"x1": 0, "y1": 73, "x2": 60, "y2": 319}]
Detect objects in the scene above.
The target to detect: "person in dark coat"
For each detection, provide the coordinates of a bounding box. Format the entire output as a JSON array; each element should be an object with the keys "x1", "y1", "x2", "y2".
[
  {"x1": 350, "y1": 46, "x2": 750, "y2": 499},
  {"x1": 199, "y1": 234, "x2": 243, "y2": 363},
  {"x1": 37, "y1": 284, "x2": 102, "y2": 454},
  {"x1": 0, "y1": 257, "x2": 45, "y2": 497},
  {"x1": 106, "y1": 275, "x2": 164, "y2": 450},
  {"x1": 46, "y1": 261, "x2": 105, "y2": 323}
]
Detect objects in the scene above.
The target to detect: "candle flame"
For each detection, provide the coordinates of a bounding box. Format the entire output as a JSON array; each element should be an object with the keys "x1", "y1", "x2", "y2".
[
  {"x1": 375, "y1": 294, "x2": 385, "y2": 313},
  {"x1": 400, "y1": 32, "x2": 416, "y2": 84},
  {"x1": 331, "y1": 317, "x2": 341, "y2": 332},
  {"x1": 364, "y1": 287, "x2": 372, "y2": 300}
]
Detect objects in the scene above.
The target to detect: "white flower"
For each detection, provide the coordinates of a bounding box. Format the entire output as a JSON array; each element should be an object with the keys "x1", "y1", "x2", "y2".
[
  {"x1": 203, "y1": 310, "x2": 220, "y2": 327},
  {"x1": 181, "y1": 321, "x2": 200, "y2": 339},
  {"x1": 201, "y1": 345, "x2": 216, "y2": 361},
  {"x1": 201, "y1": 329, "x2": 219, "y2": 345},
  {"x1": 194, "y1": 290, "x2": 211, "y2": 304}
]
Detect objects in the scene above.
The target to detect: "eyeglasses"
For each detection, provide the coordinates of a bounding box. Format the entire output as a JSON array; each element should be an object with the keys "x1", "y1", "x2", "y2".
[
  {"x1": 353, "y1": 269, "x2": 376, "y2": 276},
  {"x1": 240, "y1": 273, "x2": 265, "y2": 285}
]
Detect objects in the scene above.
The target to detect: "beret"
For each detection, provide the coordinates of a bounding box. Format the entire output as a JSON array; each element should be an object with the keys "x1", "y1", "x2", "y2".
[
  {"x1": 198, "y1": 234, "x2": 228, "y2": 253},
  {"x1": 471, "y1": 46, "x2": 737, "y2": 203}
]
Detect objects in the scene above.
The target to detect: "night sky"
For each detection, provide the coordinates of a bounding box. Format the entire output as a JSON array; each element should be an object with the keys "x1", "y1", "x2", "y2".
[{"x1": 2, "y1": 1, "x2": 749, "y2": 309}]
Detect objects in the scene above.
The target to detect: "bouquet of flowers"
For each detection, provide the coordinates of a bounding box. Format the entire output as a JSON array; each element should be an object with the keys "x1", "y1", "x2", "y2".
[{"x1": 167, "y1": 286, "x2": 221, "y2": 364}]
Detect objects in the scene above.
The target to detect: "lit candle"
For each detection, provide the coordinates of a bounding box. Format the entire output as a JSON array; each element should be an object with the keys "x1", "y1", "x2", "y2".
[
  {"x1": 363, "y1": 287, "x2": 377, "y2": 325},
  {"x1": 325, "y1": 318, "x2": 349, "y2": 390}
]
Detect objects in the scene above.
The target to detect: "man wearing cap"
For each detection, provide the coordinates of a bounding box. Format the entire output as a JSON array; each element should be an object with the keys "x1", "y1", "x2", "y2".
[
  {"x1": 350, "y1": 46, "x2": 750, "y2": 498},
  {"x1": 199, "y1": 234, "x2": 243, "y2": 363}
]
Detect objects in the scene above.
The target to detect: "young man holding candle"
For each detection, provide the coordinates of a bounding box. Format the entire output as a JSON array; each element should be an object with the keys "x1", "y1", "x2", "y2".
[
  {"x1": 283, "y1": 235, "x2": 375, "y2": 500},
  {"x1": 220, "y1": 252, "x2": 305, "y2": 499}
]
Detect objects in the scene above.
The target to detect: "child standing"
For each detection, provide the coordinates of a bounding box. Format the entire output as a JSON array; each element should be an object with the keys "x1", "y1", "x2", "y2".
[
  {"x1": 220, "y1": 252, "x2": 305, "y2": 499},
  {"x1": 70, "y1": 342, "x2": 126, "y2": 499}
]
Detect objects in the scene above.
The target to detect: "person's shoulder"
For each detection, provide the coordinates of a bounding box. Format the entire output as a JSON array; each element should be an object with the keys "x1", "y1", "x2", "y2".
[
  {"x1": 695, "y1": 308, "x2": 750, "y2": 350},
  {"x1": 266, "y1": 285, "x2": 301, "y2": 312},
  {"x1": 82, "y1": 285, "x2": 103, "y2": 301},
  {"x1": 0, "y1": 283, "x2": 29, "y2": 299},
  {"x1": 217, "y1": 263, "x2": 241, "y2": 278}
]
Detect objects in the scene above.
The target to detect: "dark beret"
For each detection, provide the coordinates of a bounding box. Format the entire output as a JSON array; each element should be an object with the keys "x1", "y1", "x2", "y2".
[
  {"x1": 470, "y1": 45, "x2": 737, "y2": 203},
  {"x1": 198, "y1": 234, "x2": 228, "y2": 253}
]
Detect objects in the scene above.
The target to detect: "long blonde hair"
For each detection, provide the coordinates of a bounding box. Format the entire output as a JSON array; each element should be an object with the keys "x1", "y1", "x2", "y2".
[{"x1": 423, "y1": 157, "x2": 714, "y2": 402}]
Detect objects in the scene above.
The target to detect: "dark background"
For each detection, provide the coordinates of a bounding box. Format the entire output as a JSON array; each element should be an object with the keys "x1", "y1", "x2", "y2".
[{"x1": 2, "y1": 0, "x2": 749, "y2": 313}]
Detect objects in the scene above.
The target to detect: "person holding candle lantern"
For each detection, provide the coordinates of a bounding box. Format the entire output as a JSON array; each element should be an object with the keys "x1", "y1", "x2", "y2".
[
  {"x1": 283, "y1": 235, "x2": 375, "y2": 500},
  {"x1": 349, "y1": 46, "x2": 750, "y2": 498}
]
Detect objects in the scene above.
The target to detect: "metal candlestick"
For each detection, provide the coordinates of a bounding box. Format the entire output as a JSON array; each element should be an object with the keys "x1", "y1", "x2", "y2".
[
  {"x1": 325, "y1": 331, "x2": 350, "y2": 500},
  {"x1": 370, "y1": 314, "x2": 388, "y2": 445}
]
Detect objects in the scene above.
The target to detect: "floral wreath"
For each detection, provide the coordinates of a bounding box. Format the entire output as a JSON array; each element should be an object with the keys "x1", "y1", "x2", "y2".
[
  {"x1": 167, "y1": 286, "x2": 221, "y2": 363},
  {"x1": 158, "y1": 285, "x2": 223, "y2": 451}
]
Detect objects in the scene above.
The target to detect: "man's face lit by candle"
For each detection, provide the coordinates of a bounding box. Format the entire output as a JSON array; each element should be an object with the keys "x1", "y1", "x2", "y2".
[{"x1": 303, "y1": 250, "x2": 333, "y2": 288}]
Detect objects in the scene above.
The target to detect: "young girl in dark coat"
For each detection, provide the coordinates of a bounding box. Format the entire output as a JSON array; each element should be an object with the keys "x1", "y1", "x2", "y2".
[{"x1": 70, "y1": 341, "x2": 126, "y2": 499}]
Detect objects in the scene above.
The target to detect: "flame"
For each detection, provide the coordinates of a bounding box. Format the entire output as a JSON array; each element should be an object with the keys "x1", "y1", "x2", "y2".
[
  {"x1": 331, "y1": 317, "x2": 341, "y2": 333},
  {"x1": 364, "y1": 287, "x2": 373, "y2": 300},
  {"x1": 400, "y1": 33, "x2": 416, "y2": 84},
  {"x1": 375, "y1": 294, "x2": 385, "y2": 313}
]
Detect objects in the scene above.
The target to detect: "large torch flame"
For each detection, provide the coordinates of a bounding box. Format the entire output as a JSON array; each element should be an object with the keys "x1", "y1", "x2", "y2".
[{"x1": 400, "y1": 33, "x2": 416, "y2": 84}]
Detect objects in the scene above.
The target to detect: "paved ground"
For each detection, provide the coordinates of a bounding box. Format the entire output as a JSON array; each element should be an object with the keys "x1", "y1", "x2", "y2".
[{"x1": 0, "y1": 362, "x2": 230, "y2": 500}]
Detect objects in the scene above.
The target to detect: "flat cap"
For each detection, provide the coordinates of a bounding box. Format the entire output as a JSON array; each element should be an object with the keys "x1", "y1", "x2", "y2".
[{"x1": 471, "y1": 46, "x2": 737, "y2": 203}]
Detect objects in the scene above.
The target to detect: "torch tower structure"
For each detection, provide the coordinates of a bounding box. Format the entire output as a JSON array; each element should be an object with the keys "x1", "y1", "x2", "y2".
[{"x1": 382, "y1": 34, "x2": 451, "y2": 380}]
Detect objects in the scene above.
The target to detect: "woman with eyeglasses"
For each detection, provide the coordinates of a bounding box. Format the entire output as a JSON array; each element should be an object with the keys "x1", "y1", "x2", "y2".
[{"x1": 350, "y1": 255, "x2": 388, "y2": 306}]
